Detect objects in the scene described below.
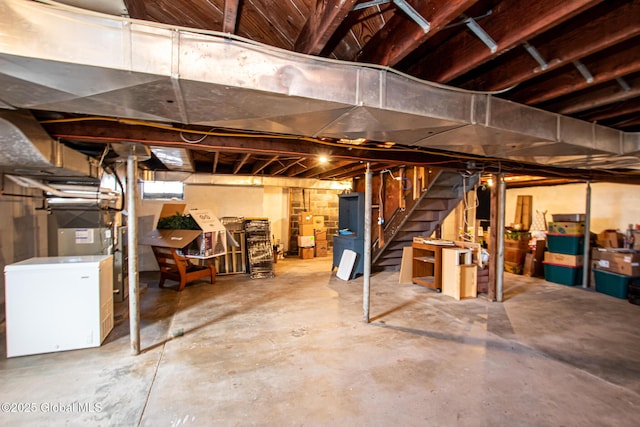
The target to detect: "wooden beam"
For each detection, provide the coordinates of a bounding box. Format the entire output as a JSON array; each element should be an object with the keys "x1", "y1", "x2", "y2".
[
  {"x1": 285, "y1": 159, "x2": 313, "y2": 177},
  {"x1": 545, "y1": 74, "x2": 640, "y2": 115},
  {"x1": 268, "y1": 158, "x2": 306, "y2": 175},
  {"x1": 296, "y1": 160, "x2": 353, "y2": 178},
  {"x1": 409, "y1": 0, "x2": 602, "y2": 83},
  {"x1": 41, "y1": 120, "x2": 461, "y2": 165},
  {"x1": 513, "y1": 41, "x2": 640, "y2": 105},
  {"x1": 460, "y1": 1, "x2": 640, "y2": 91},
  {"x1": 233, "y1": 153, "x2": 251, "y2": 174},
  {"x1": 222, "y1": 0, "x2": 240, "y2": 33},
  {"x1": 356, "y1": 0, "x2": 477, "y2": 66},
  {"x1": 122, "y1": 0, "x2": 147, "y2": 18},
  {"x1": 294, "y1": 0, "x2": 358, "y2": 55},
  {"x1": 212, "y1": 151, "x2": 219, "y2": 173},
  {"x1": 605, "y1": 116, "x2": 640, "y2": 131},
  {"x1": 252, "y1": 155, "x2": 279, "y2": 175},
  {"x1": 583, "y1": 98, "x2": 640, "y2": 123},
  {"x1": 319, "y1": 163, "x2": 368, "y2": 180}
]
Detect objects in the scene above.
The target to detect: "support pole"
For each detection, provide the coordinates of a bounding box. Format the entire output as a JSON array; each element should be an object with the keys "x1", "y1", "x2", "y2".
[
  {"x1": 363, "y1": 163, "x2": 373, "y2": 323},
  {"x1": 496, "y1": 173, "x2": 506, "y2": 302},
  {"x1": 582, "y1": 181, "x2": 592, "y2": 288},
  {"x1": 127, "y1": 146, "x2": 140, "y2": 355}
]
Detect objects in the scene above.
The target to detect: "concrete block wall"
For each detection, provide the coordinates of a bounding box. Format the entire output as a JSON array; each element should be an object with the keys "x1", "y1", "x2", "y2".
[{"x1": 289, "y1": 188, "x2": 341, "y2": 255}]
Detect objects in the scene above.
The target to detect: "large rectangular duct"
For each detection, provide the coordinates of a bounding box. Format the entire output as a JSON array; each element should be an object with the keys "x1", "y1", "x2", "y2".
[
  {"x1": 0, "y1": 109, "x2": 97, "y2": 179},
  {"x1": 0, "y1": 0, "x2": 638, "y2": 170}
]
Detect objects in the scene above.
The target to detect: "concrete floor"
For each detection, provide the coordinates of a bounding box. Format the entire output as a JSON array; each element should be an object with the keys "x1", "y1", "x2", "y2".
[{"x1": 1, "y1": 255, "x2": 640, "y2": 426}]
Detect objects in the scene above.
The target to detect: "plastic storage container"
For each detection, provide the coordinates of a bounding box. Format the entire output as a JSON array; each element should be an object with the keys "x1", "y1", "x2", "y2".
[
  {"x1": 543, "y1": 262, "x2": 582, "y2": 286},
  {"x1": 593, "y1": 269, "x2": 640, "y2": 299},
  {"x1": 552, "y1": 214, "x2": 586, "y2": 222},
  {"x1": 546, "y1": 233, "x2": 584, "y2": 255},
  {"x1": 628, "y1": 283, "x2": 640, "y2": 305}
]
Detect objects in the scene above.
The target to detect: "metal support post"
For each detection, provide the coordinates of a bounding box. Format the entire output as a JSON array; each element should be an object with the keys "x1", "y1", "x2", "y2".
[
  {"x1": 363, "y1": 163, "x2": 373, "y2": 322},
  {"x1": 582, "y1": 181, "x2": 592, "y2": 288},
  {"x1": 127, "y1": 146, "x2": 140, "y2": 355},
  {"x1": 496, "y1": 173, "x2": 506, "y2": 302}
]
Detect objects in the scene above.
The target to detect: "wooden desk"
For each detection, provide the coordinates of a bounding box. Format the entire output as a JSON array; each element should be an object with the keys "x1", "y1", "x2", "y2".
[{"x1": 411, "y1": 241, "x2": 449, "y2": 291}]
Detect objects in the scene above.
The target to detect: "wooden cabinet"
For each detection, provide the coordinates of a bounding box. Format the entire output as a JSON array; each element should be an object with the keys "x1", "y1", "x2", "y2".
[
  {"x1": 441, "y1": 248, "x2": 477, "y2": 300},
  {"x1": 411, "y1": 242, "x2": 445, "y2": 291}
]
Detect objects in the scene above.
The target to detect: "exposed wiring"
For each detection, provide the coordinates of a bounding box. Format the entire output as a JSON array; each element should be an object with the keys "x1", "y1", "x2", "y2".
[
  {"x1": 179, "y1": 131, "x2": 209, "y2": 144},
  {"x1": 41, "y1": 116, "x2": 640, "y2": 178}
]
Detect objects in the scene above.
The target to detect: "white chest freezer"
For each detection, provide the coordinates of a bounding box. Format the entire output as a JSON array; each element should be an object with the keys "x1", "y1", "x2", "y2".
[{"x1": 4, "y1": 255, "x2": 114, "y2": 358}]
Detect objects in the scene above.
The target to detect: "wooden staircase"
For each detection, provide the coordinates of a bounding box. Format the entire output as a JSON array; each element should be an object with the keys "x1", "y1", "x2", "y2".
[{"x1": 372, "y1": 169, "x2": 479, "y2": 270}]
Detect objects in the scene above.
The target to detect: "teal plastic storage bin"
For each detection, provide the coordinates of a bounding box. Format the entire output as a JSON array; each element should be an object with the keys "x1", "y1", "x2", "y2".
[
  {"x1": 543, "y1": 262, "x2": 581, "y2": 286},
  {"x1": 593, "y1": 268, "x2": 640, "y2": 299},
  {"x1": 546, "y1": 233, "x2": 584, "y2": 255}
]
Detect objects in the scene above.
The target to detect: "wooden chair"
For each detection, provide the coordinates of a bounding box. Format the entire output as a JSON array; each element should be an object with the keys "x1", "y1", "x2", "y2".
[{"x1": 152, "y1": 246, "x2": 216, "y2": 291}]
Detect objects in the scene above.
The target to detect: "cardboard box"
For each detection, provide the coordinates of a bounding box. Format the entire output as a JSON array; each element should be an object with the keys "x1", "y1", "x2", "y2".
[
  {"x1": 298, "y1": 235, "x2": 315, "y2": 247},
  {"x1": 315, "y1": 240, "x2": 328, "y2": 257},
  {"x1": 312, "y1": 215, "x2": 325, "y2": 229},
  {"x1": 504, "y1": 247, "x2": 527, "y2": 264},
  {"x1": 314, "y1": 230, "x2": 327, "y2": 241},
  {"x1": 547, "y1": 221, "x2": 585, "y2": 235},
  {"x1": 592, "y1": 248, "x2": 640, "y2": 276},
  {"x1": 300, "y1": 247, "x2": 314, "y2": 259},
  {"x1": 504, "y1": 239, "x2": 529, "y2": 250},
  {"x1": 544, "y1": 252, "x2": 584, "y2": 267},
  {"x1": 300, "y1": 211, "x2": 314, "y2": 225},
  {"x1": 141, "y1": 204, "x2": 227, "y2": 258},
  {"x1": 597, "y1": 230, "x2": 623, "y2": 248},
  {"x1": 300, "y1": 224, "x2": 315, "y2": 236}
]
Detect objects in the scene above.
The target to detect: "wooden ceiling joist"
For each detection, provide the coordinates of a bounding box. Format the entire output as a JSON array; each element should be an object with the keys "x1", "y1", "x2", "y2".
[
  {"x1": 233, "y1": 153, "x2": 251, "y2": 174},
  {"x1": 294, "y1": 0, "x2": 358, "y2": 55},
  {"x1": 547, "y1": 74, "x2": 640, "y2": 115},
  {"x1": 584, "y1": 98, "x2": 640, "y2": 123},
  {"x1": 212, "y1": 151, "x2": 219, "y2": 173},
  {"x1": 459, "y1": 1, "x2": 640, "y2": 92},
  {"x1": 222, "y1": 0, "x2": 240, "y2": 33},
  {"x1": 512, "y1": 40, "x2": 640, "y2": 105},
  {"x1": 409, "y1": 0, "x2": 602, "y2": 83},
  {"x1": 356, "y1": 0, "x2": 477, "y2": 66},
  {"x1": 268, "y1": 158, "x2": 306, "y2": 176},
  {"x1": 252, "y1": 155, "x2": 279, "y2": 175}
]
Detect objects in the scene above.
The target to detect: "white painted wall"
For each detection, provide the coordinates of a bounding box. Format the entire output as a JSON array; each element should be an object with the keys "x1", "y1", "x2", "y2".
[
  {"x1": 137, "y1": 184, "x2": 289, "y2": 271},
  {"x1": 263, "y1": 186, "x2": 289, "y2": 248},
  {"x1": 506, "y1": 182, "x2": 640, "y2": 233},
  {"x1": 441, "y1": 182, "x2": 640, "y2": 244}
]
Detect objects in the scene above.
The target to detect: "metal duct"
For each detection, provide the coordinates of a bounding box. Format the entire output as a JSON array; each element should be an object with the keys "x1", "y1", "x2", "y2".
[
  {"x1": 6, "y1": 174, "x2": 122, "y2": 208},
  {"x1": 0, "y1": 0, "x2": 638, "y2": 171},
  {"x1": 0, "y1": 109, "x2": 97, "y2": 178},
  {"x1": 149, "y1": 146, "x2": 195, "y2": 172}
]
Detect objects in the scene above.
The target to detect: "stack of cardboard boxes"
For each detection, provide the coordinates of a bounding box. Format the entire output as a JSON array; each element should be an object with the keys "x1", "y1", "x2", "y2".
[
  {"x1": 297, "y1": 212, "x2": 328, "y2": 259},
  {"x1": 298, "y1": 212, "x2": 315, "y2": 259},
  {"x1": 313, "y1": 215, "x2": 327, "y2": 258}
]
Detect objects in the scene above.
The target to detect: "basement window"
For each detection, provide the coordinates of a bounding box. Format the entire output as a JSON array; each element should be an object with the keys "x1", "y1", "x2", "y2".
[{"x1": 142, "y1": 181, "x2": 184, "y2": 200}]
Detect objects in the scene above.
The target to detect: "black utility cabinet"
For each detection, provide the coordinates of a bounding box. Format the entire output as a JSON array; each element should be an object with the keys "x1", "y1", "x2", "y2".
[{"x1": 332, "y1": 192, "x2": 365, "y2": 279}]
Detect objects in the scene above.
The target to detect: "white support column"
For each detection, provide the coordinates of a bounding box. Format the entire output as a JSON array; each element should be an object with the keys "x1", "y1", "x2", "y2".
[
  {"x1": 127, "y1": 146, "x2": 140, "y2": 355},
  {"x1": 363, "y1": 163, "x2": 372, "y2": 323}
]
